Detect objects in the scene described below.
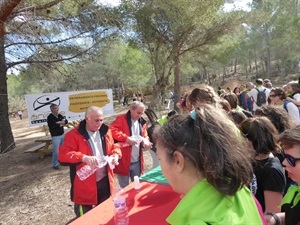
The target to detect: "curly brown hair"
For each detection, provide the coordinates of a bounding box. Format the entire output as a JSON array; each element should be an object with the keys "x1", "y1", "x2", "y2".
[
  {"x1": 187, "y1": 85, "x2": 219, "y2": 108},
  {"x1": 278, "y1": 126, "x2": 300, "y2": 149},
  {"x1": 228, "y1": 110, "x2": 247, "y2": 125},
  {"x1": 287, "y1": 81, "x2": 300, "y2": 94},
  {"x1": 239, "y1": 117, "x2": 281, "y2": 155},
  {"x1": 254, "y1": 105, "x2": 294, "y2": 134},
  {"x1": 270, "y1": 87, "x2": 286, "y2": 100},
  {"x1": 222, "y1": 93, "x2": 239, "y2": 109}
]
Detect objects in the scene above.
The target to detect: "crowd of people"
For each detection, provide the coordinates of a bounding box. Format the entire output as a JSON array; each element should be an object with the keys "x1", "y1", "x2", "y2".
[
  {"x1": 171, "y1": 77, "x2": 300, "y2": 224},
  {"x1": 49, "y1": 76, "x2": 300, "y2": 224}
]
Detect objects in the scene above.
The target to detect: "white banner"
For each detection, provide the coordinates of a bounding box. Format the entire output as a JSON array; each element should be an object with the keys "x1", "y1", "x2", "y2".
[{"x1": 25, "y1": 89, "x2": 114, "y2": 127}]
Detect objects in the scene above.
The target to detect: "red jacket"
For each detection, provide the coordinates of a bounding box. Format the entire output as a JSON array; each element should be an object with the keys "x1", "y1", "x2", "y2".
[
  {"x1": 110, "y1": 111, "x2": 149, "y2": 176},
  {"x1": 58, "y1": 120, "x2": 121, "y2": 206}
]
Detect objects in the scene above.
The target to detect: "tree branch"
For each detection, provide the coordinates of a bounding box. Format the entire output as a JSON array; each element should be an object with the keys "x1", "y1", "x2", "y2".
[
  {"x1": 6, "y1": 39, "x2": 100, "y2": 68},
  {"x1": 13, "y1": 0, "x2": 65, "y2": 14},
  {"x1": 4, "y1": 29, "x2": 99, "y2": 48}
]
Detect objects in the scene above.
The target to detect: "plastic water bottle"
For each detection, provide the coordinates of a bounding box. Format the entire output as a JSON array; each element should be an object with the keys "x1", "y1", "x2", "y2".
[
  {"x1": 134, "y1": 176, "x2": 141, "y2": 190},
  {"x1": 107, "y1": 154, "x2": 119, "y2": 170},
  {"x1": 76, "y1": 165, "x2": 97, "y2": 181},
  {"x1": 76, "y1": 156, "x2": 108, "y2": 181},
  {"x1": 114, "y1": 189, "x2": 129, "y2": 225},
  {"x1": 132, "y1": 135, "x2": 143, "y2": 144},
  {"x1": 119, "y1": 135, "x2": 143, "y2": 148}
]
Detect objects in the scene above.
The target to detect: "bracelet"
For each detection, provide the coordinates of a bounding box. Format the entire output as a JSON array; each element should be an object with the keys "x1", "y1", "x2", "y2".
[{"x1": 266, "y1": 212, "x2": 281, "y2": 225}]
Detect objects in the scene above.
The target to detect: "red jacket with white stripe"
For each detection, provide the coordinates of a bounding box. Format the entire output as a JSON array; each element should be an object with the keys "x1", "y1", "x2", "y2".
[
  {"x1": 109, "y1": 111, "x2": 149, "y2": 176},
  {"x1": 58, "y1": 120, "x2": 121, "y2": 205}
]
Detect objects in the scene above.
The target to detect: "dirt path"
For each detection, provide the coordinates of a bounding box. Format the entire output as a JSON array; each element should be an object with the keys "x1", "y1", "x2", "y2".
[
  {"x1": 0, "y1": 118, "x2": 75, "y2": 225},
  {"x1": 0, "y1": 106, "x2": 158, "y2": 225}
]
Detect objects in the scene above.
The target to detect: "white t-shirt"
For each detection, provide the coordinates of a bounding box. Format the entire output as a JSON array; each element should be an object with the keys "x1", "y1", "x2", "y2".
[
  {"x1": 286, "y1": 102, "x2": 300, "y2": 125},
  {"x1": 87, "y1": 130, "x2": 107, "y2": 181},
  {"x1": 293, "y1": 93, "x2": 300, "y2": 102},
  {"x1": 247, "y1": 87, "x2": 270, "y2": 111},
  {"x1": 130, "y1": 119, "x2": 140, "y2": 163}
]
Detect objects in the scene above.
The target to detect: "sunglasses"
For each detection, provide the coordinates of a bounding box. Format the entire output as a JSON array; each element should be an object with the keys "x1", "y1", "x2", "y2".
[
  {"x1": 269, "y1": 95, "x2": 276, "y2": 98},
  {"x1": 283, "y1": 153, "x2": 300, "y2": 167}
]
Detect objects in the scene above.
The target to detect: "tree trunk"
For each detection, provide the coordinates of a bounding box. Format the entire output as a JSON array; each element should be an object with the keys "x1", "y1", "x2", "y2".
[
  {"x1": 266, "y1": 54, "x2": 270, "y2": 77},
  {"x1": 261, "y1": 58, "x2": 266, "y2": 74},
  {"x1": 244, "y1": 63, "x2": 249, "y2": 79},
  {"x1": 264, "y1": 25, "x2": 271, "y2": 77},
  {"x1": 234, "y1": 59, "x2": 237, "y2": 74},
  {"x1": 255, "y1": 57, "x2": 258, "y2": 77},
  {"x1": 173, "y1": 43, "x2": 181, "y2": 112},
  {"x1": 0, "y1": 0, "x2": 22, "y2": 38},
  {"x1": 117, "y1": 79, "x2": 121, "y2": 104},
  {"x1": 149, "y1": 83, "x2": 164, "y2": 110},
  {"x1": 203, "y1": 66, "x2": 208, "y2": 84},
  {"x1": 0, "y1": 38, "x2": 15, "y2": 153}
]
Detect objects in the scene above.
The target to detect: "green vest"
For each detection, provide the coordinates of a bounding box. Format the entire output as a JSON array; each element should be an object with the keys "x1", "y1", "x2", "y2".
[
  {"x1": 157, "y1": 115, "x2": 168, "y2": 126},
  {"x1": 167, "y1": 179, "x2": 263, "y2": 225}
]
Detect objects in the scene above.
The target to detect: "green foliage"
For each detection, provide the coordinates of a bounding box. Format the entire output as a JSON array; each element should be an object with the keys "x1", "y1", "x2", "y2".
[
  {"x1": 8, "y1": 96, "x2": 26, "y2": 115},
  {"x1": 7, "y1": 0, "x2": 300, "y2": 108},
  {"x1": 7, "y1": 75, "x2": 26, "y2": 113},
  {"x1": 236, "y1": 0, "x2": 300, "y2": 77},
  {"x1": 119, "y1": 0, "x2": 243, "y2": 105},
  {"x1": 11, "y1": 38, "x2": 152, "y2": 95}
]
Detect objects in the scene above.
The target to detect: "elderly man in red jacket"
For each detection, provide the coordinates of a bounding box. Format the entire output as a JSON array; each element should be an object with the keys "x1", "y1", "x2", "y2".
[
  {"x1": 59, "y1": 106, "x2": 121, "y2": 217},
  {"x1": 110, "y1": 101, "x2": 152, "y2": 188}
]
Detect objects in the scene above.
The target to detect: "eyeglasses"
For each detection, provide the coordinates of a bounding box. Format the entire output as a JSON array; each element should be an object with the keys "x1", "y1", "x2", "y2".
[
  {"x1": 269, "y1": 95, "x2": 276, "y2": 98},
  {"x1": 283, "y1": 153, "x2": 300, "y2": 167},
  {"x1": 87, "y1": 118, "x2": 103, "y2": 123}
]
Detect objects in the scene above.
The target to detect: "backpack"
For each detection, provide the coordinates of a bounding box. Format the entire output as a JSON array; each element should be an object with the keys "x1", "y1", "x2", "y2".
[
  {"x1": 255, "y1": 88, "x2": 267, "y2": 106},
  {"x1": 283, "y1": 100, "x2": 300, "y2": 114}
]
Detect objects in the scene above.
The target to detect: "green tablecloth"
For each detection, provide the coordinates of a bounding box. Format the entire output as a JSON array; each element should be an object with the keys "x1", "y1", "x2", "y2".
[{"x1": 140, "y1": 166, "x2": 169, "y2": 185}]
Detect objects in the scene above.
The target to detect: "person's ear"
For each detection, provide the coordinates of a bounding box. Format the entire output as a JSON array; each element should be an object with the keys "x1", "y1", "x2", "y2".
[{"x1": 173, "y1": 151, "x2": 185, "y2": 172}]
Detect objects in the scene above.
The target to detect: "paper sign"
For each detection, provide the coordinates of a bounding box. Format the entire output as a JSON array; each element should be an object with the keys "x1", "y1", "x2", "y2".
[{"x1": 69, "y1": 91, "x2": 110, "y2": 112}]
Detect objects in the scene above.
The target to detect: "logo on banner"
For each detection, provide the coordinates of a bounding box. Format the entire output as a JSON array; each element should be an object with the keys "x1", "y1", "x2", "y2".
[
  {"x1": 33, "y1": 95, "x2": 61, "y2": 111},
  {"x1": 31, "y1": 95, "x2": 62, "y2": 125}
]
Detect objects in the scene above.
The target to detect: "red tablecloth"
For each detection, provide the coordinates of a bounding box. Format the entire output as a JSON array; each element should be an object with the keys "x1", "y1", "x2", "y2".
[{"x1": 70, "y1": 181, "x2": 181, "y2": 225}]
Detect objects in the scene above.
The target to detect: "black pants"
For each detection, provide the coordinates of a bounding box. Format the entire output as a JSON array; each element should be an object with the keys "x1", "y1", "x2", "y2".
[{"x1": 74, "y1": 176, "x2": 110, "y2": 217}]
